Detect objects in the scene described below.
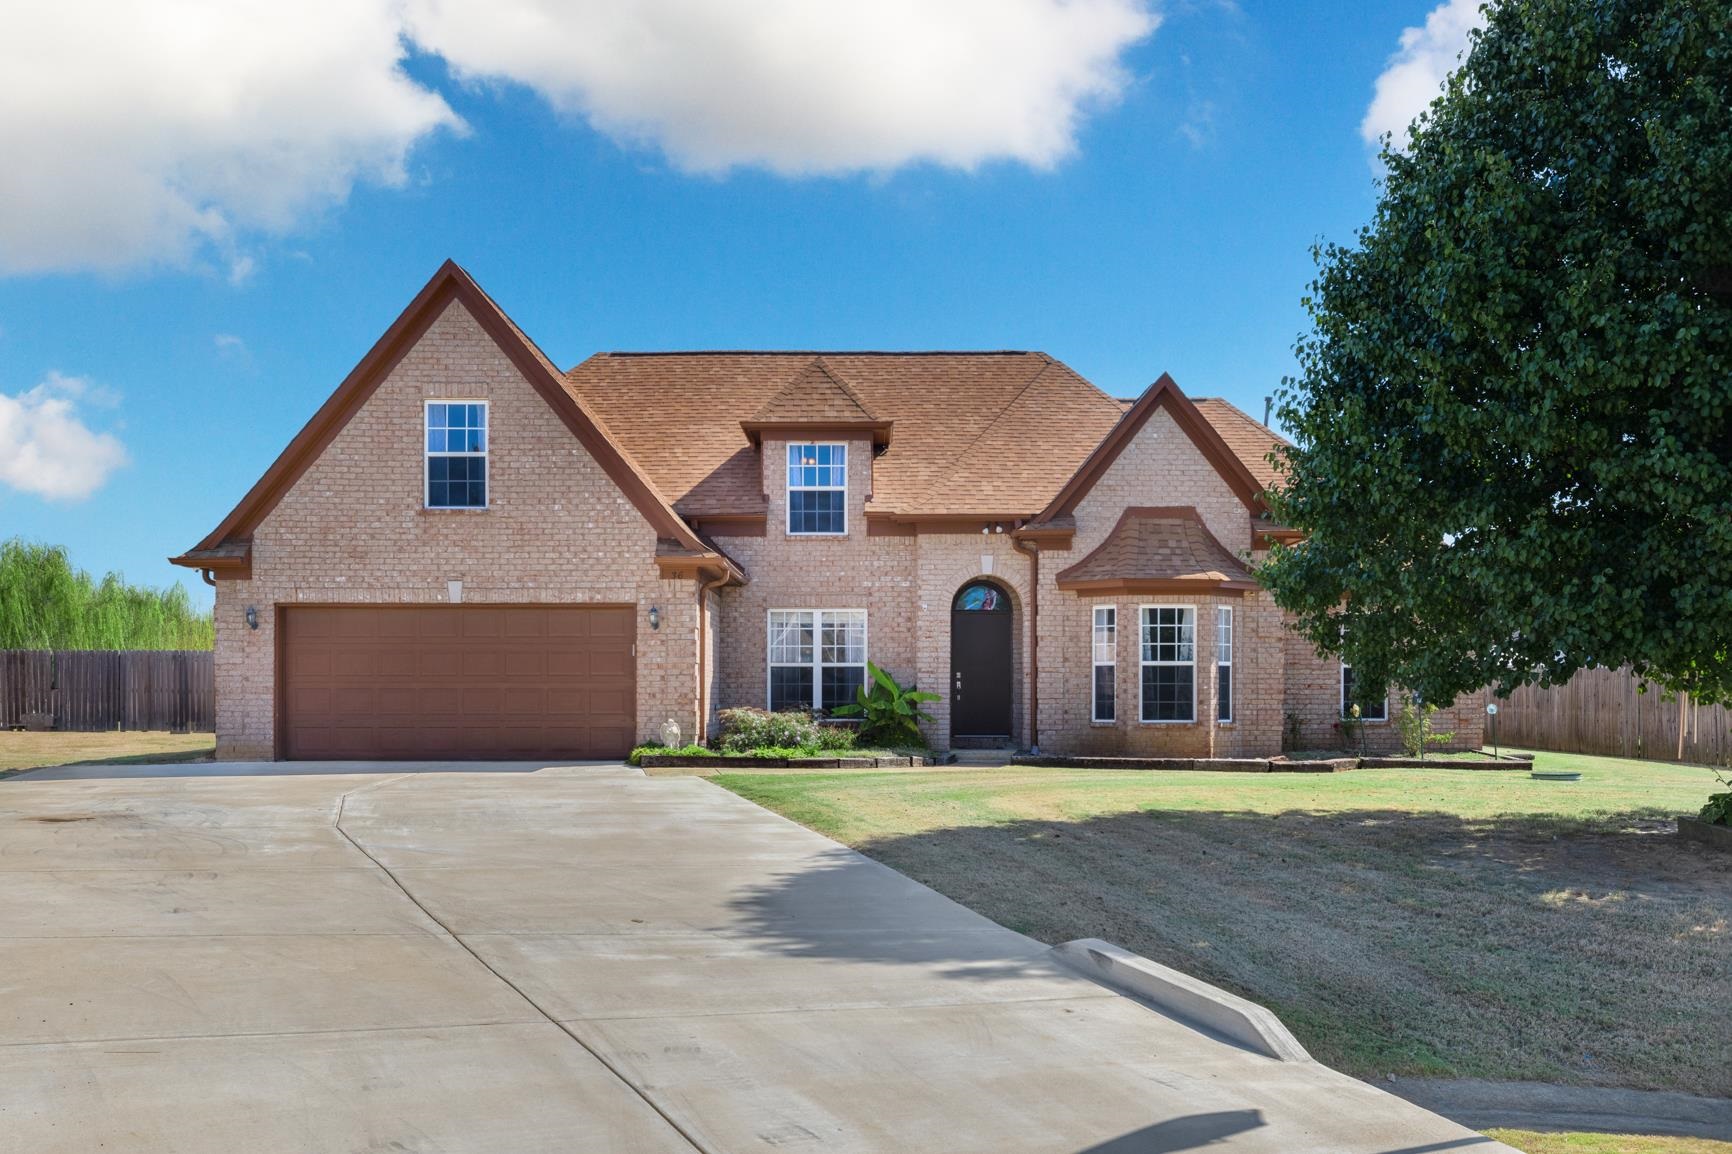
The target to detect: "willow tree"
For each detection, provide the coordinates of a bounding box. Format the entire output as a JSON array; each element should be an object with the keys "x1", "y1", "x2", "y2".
[
  {"x1": 0, "y1": 540, "x2": 213, "y2": 650},
  {"x1": 1263, "y1": 0, "x2": 1732, "y2": 708}
]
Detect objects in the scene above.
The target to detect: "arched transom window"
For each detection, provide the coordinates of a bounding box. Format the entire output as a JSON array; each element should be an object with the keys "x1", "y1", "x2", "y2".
[{"x1": 953, "y1": 582, "x2": 1009, "y2": 612}]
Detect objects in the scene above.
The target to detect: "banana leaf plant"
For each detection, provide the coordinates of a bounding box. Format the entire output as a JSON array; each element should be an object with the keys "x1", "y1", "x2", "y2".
[{"x1": 831, "y1": 661, "x2": 939, "y2": 747}]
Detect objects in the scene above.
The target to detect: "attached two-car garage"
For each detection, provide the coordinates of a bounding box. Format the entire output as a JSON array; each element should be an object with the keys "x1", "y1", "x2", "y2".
[{"x1": 278, "y1": 605, "x2": 635, "y2": 760}]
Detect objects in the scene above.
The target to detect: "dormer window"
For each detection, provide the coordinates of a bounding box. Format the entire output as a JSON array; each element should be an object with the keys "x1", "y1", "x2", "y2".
[
  {"x1": 787, "y1": 443, "x2": 846, "y2": 535},
  {"x1": 426, "y1": 401, "x2": 488, "y2": 509}
]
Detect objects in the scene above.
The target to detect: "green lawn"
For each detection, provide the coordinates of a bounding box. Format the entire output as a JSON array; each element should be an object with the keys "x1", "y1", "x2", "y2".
[
  {"x1": 1487, "y1": 1131, "x2": 1732, "y2": 1154},
  {"x1": 717, "y1": 749, "x2": 1730, "y2": 1095}
]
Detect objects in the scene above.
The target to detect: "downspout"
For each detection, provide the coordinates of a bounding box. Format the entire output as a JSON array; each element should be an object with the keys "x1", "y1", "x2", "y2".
[
  {"x1": 1011, "y1": 534, "x2": 1039, "y2": 754},
  {"x1": 695, "y1": 569, "x2": 730, "y2": 746}
]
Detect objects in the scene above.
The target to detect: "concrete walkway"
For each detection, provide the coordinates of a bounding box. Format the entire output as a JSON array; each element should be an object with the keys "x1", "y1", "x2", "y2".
[{"x1": 0, "y1": 761, "x2": 1515, "y2": 1153}]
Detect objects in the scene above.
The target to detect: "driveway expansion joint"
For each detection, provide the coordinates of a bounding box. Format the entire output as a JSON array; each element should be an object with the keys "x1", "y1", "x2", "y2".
[{"x1": 332, "y1": 785, "x2": 715, "y2": 1154}]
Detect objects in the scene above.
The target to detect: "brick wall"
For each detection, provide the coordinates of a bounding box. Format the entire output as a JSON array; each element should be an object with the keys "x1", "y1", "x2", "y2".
[
  {"x1": 1036, "y1": 404, "x2": 1284, "y2": 755},
  {"x1": 710, "y1": 435, "x2": 1033, "y2": 748},
  {"x1": 1282, "y1": 619, "x2": 1487, "y2": 754},
  {"x1": 211, "y1": 297, "x2": 696, "y2": 759},
  {"x1": 212, "y1": 300, "x2": 1485, "y2": 761}
]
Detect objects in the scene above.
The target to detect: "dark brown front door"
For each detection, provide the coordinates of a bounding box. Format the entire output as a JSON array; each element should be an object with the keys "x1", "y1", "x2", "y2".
[
  {"x1": 279, "y1": 605, "x2": 635, "y2": 760},
  {"x1": 950, "y1": 582, "x2": 1012, "y2": 738}
]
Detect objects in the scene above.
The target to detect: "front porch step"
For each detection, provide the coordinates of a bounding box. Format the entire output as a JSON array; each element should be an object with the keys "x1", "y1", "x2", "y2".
[{"x1": 947, "y1": 747, "x2": 1018, "y2": 766}]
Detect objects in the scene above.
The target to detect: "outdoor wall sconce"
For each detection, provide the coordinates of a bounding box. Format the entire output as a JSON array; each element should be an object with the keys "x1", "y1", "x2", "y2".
[
  {"x1": 244, "y1": 605, "x2": 258, "y2": 630},
  {"x1": 648, "y1": 606, "x2": 661, "y2": 631}
]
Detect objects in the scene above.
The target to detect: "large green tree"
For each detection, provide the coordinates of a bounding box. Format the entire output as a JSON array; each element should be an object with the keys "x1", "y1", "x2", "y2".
[{"x1": 1264, "y1": 0, "x2": 1732, "y2": 707}]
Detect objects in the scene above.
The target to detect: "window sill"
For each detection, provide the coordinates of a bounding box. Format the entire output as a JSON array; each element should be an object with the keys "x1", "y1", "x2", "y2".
[
  {"x1": 1090, "y1": 719, "x2": 1117, "y2": 727},
  {"x1": 786, "y1": 532, "x2": 848, "y2": 538},
  {"x1": 420, "y1": 506, "x2": 491, "y2": 514},
  {"x1": 1138, "y1": 719, "x2": 1198, "y2": 726}
]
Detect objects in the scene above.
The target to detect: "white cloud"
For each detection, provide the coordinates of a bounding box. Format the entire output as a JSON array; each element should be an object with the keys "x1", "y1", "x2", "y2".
[
  {"x1": 404, "y1": 0, "x2": 1160, "y2": 175},
  {"x1": 0, "y1": 1, "x2": 1158, "y2": 277},
  {"x1": 0, "y1": 374, "x2": 129, "y2": 500},
  {"x1": 0, "y1": 0, "x2": 460, "y2": 278},
  {"x1": 1362, "y1": 0, "x2": 1484, "y2": 152}
]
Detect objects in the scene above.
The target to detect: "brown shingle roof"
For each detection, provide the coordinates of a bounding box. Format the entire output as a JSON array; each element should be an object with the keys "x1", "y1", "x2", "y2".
[
  {"x1": 563, "y1": 351, "x2": 1127, "y2": 517},
  {"x1": 748, "y1": 358, "x2": 879, "y2": 424},
  {"x1": 1055, "y1": 507, "x2": 1257, "y2": 593},
  {"x1": 561, "y1": 352, "x2": 1286, "y2": 519},
  {"x1": 1192, "y1": 398, "x2": 1288, "y2": 491}
]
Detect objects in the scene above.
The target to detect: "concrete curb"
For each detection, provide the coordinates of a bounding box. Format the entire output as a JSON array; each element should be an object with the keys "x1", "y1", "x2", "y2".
[{"x1": 1051, "y1": 939, "x2": 1313, "y2": 1063}]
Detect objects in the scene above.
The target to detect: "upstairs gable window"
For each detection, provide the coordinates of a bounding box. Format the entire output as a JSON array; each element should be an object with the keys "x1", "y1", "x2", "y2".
[
  {"x1": 426, "y1": 402, "x2": 488, "y2": 509},
  {"x1": 787, "y1": 443, "x2": 847, "y2": 535}
]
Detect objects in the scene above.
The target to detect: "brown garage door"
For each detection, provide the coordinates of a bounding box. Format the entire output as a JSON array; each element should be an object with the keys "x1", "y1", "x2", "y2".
[{"x1": 279, "y1": 605, "x2": 635, "y2": 760}]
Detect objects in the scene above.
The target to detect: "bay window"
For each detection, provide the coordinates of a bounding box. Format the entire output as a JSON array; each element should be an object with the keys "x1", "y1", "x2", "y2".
[{"x1": 1140, "y1": 606, "x2": 1195, "y2": 723}]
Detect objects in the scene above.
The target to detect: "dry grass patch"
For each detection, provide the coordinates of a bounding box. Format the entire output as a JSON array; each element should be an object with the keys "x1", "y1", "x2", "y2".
[
  {"x1": 718, "y1": 752, "x2": 1730, "y2": 1095},
  {"x1": 0, "y1": 731, "x2": 214, "y2": 775}
]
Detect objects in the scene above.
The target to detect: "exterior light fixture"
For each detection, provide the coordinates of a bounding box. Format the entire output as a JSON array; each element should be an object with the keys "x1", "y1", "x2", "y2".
[
  {"x1": 244, "y1": 605, "x2": 258, "y2": 630},
  {"x1": 648, "y1": 606, "x2": 661, "y2": 631}
]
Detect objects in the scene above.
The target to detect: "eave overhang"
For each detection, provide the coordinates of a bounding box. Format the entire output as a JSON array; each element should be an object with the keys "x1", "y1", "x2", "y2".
[{"x1": 740, "y1": 419, "x2": 893, "y2": 449}]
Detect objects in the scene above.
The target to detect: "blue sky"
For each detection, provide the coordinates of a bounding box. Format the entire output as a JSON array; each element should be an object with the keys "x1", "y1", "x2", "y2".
[{"x1": 0, "y1": 1, "x2": 1476, "y2": 607}]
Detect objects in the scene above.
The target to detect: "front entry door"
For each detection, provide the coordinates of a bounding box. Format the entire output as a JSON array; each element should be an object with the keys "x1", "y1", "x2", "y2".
[{"x1": 950, "y1": 582, "x2": 1013, "y2": 737}]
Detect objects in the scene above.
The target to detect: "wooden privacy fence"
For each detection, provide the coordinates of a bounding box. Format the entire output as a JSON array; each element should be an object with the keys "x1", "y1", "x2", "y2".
[
  {"x1": 0, "y1": 650, "x2": 214, "y2": 733},
  {"x1": 1495, "y1": 665, "x2": 1732, "y2": 766}
]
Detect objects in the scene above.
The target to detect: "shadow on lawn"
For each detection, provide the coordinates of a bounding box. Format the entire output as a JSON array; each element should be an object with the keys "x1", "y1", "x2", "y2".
[{"x1": 728, "y1": 806, "x2": 1731, "y2": 1095}]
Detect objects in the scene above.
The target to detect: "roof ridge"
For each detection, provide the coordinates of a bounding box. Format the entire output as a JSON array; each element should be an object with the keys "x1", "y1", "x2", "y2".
[
  {"x1": 907, "y1": 356, "x2": 1056, "y2": 513},
  {"x1": 598, "y1": 349, "x2": 1038, "y2": 358}
]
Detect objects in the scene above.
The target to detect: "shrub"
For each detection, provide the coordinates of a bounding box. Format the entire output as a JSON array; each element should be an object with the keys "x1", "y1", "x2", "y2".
[
  {"x1": 810, "y1": 724, "x2": 857, "y2": 752},
  {"x1": 1701, "y1": 770, "x2": 1732, "y2": 826},
  {"x1": 831, "y1": 662, "x2": 938, "y2": 747},
  {"x1": 1396, "y1": 695, "x2": 1455, "y2": 759},
  {"x1": 716, "y1": 708, "x2": 824, "y2": 754},
  {"x1": 628, "y1": 742, "x2": 714, "y2": 766}
]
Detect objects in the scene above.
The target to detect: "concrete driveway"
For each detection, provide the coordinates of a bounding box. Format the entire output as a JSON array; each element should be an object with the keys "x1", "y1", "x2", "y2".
[{"x1": 1, "y1": 761, "x2": 1512, "y2": 1153}]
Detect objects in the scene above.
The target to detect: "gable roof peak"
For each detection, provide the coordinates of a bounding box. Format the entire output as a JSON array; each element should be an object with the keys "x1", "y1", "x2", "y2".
[
  {"x1": 1031, "y1": 372, "x2": 1268, "y2": 524},
  {"x1": 740, "y1": 356, "x2": 892, "y2": 447},
  {"x1": 749, "y1": 357, "x2": 879, "y2": 424},
  {"x1": 172, "y1": 259, "x2": 741, "y2": 585}
]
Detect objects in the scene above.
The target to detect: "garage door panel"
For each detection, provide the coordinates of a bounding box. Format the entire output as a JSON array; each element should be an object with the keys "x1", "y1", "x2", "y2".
[
  {"x1": 503, "y1": 651, "x2": 547, "y2": 678},
  {"x1": 460, "y1": 649, "x2": 504, "y2": 678},
  {"x1": 281, "y1": 606, "x2": 636, "y2": 760}
]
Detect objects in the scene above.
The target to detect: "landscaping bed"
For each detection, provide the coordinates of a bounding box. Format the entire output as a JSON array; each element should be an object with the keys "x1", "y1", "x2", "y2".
[
  {"x1": 639, "y1": 752, "x2": 940, "y2": 769},
  {"x1": 1676, "y1": 816, "x2": 1732, "y2": 852}
]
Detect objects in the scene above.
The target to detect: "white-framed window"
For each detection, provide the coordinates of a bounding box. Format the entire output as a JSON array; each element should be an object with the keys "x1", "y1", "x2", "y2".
[
  {"x1": 1140, "y1": 606, "x2": 1195, "y2": 723},
  {"x1": 1340, "y1": 662, "x2": 1388, "y2": 722},
  {"x1": 425, "y1": 401, "x2": 488, "y2": 509},
  {"x1": 767, "y1": 609, "x2": 866, "y2": 712},
  {"x1": 787, "y1": 443, "x2": 847, "y2": 535},
  {"x1": 1216, "y1": 606, "x2": 1233, "y2": 723},
  {"x1": 1092, "y1": 606, "x2": 1116, "y2": 723}
]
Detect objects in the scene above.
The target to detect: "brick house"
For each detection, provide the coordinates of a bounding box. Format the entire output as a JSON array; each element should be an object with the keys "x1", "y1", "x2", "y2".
[{"x1": 171, "y1": 262, "x2": 1483, "y2": 760}]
